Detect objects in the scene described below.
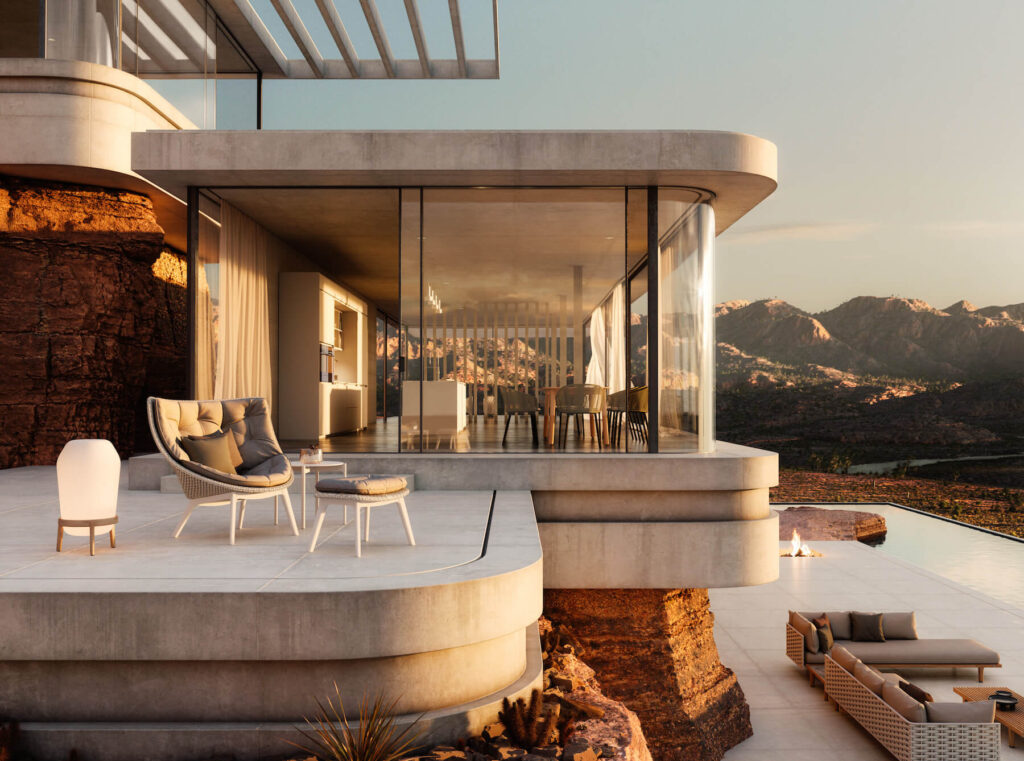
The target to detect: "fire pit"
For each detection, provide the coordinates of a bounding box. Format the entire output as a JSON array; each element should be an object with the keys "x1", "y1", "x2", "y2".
[{"x1": 780, "y1": 530, "x2": 822, "y2": 557}]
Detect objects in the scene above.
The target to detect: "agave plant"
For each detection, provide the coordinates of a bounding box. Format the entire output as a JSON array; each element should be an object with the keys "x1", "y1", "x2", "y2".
[{"x1": 288, "y1": 684, "x2": 425, "y2": 761}]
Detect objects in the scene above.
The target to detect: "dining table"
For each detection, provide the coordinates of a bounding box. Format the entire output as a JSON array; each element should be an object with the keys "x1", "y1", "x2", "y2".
[{"x1": 540, "y1": 386, "x2": 610, "y2": 447}]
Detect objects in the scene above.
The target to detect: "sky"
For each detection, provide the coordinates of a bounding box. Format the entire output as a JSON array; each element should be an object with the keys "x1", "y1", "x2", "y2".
[{"x1": 158, "y1": 0, "x2": 1024, "y2": 313}]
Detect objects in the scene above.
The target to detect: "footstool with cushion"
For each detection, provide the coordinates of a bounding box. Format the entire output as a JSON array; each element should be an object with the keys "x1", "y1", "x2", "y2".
[{"x1": 310, "y1": 476, "x2": 415, "y2": 556}]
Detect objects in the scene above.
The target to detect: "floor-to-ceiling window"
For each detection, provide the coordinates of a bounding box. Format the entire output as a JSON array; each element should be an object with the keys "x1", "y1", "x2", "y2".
[{"x1": 189, "y1": 185, "x2": 714, "y2": 454}]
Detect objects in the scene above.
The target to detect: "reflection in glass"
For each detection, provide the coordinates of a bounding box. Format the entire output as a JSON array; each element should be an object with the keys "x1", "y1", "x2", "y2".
[
  {"x1": 657, "y1": 192, "x2": 715, "y2": 452},
  {"x1": 194, "y1": 193, "x2": 221, "y2": 398},
  {"x1": 417, "y1": 188, "x2": 626, "y2": 452},
  {"x1": 400, "y1": 189, "x2": 423, "y2": 451}
]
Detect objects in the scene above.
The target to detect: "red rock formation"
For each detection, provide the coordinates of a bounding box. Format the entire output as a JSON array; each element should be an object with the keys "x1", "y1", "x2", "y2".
[
  {"x1": 778, "y1": 505, "x2": 887, "y2": 543},
  {"x1": 0, "y1": 175, "x2": 187, "y2": 467},
  {"x1": 543, "y1": 590, "x2": 751, "y2": 761}
]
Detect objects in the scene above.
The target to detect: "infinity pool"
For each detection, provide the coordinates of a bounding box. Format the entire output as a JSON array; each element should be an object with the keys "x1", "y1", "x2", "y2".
[{"x1": 789, "y1": 503, "x2": 1024, "y2": 610}]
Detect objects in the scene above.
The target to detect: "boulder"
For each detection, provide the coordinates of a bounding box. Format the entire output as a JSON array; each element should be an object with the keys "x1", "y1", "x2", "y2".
[{"x1": 778, "y1": 505, "x2": 887, "y2": 543}]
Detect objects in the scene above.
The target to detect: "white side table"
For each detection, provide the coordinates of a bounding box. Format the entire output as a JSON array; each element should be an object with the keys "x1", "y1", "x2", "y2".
[{"x1": 289, "y1": 460, "x2": 347, "y2": 529}]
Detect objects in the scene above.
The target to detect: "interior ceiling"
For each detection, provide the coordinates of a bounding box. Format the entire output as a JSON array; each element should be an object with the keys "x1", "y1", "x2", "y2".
[{"x1": 215, "y1": 187, "x2": 658, "y2": 325}]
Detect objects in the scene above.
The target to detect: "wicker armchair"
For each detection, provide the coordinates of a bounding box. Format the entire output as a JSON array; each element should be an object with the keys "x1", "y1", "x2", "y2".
[
  {"x1": 147, "y1": 397, "x2": 298, "y2": 545},
  {"x1": 499, "y1": 387, "x2": 540, "y2": 446}
]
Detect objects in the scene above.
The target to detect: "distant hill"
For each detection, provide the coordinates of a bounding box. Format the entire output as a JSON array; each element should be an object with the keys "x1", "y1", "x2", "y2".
[
  {"x1": 715, "y1": 296, "x2": 1024, "y2": 469},
  {"x1": 717, "y1": 296, "x2": 1024, "y2": 381}
]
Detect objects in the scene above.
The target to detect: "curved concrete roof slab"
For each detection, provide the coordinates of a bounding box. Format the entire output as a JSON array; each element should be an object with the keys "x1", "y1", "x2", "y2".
[{"x1": 131, "y1": 129, "x2": 778, "y2": 232}]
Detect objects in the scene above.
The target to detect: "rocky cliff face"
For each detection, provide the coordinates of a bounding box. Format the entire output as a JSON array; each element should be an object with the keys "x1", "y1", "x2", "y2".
[
  {"x1": 543, "y1": 590, "x2": 751, "y2": 761},
  {"x1": 0, "y1": 175, "x2": 187, "y2": 467}
]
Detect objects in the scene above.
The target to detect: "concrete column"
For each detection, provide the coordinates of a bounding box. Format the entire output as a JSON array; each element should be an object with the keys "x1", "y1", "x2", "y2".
[{"x1": 558, "y1": 296, "x2": 567, "y2": 386}]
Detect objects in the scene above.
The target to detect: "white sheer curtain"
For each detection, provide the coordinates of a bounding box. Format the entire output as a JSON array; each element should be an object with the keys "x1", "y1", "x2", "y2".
[
  {"x1": 214, "y1": 204, "x2": 273, "y2": 403},
  {"x1": 585, "y1": 283, "x2": 626, "y2": 393}
]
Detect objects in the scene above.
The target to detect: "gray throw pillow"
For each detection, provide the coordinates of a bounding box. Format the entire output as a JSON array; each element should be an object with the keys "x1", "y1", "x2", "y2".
[
  {"x1": 824, "y1": 611, "x2": 852, "y2": 640},
  {"x1": 830, "y1": 645, "x2": 859, "y2": 673},
  {"x1": 882, "y1": 681, "x2": 926, "y2": 722},
  {"x1": 882, "y1": 611, "x2": 918, "y2": 640},
  {"x1": 926, "y1": 701, "x2": 995, "y2": 723},
  {"x1": 181, "y1": 430, "x2": 238, "y2": 475},
  {"x1": 853, "y1": 661, "x2": 886, "y2": 696},
  {"x1": 851, "y1": 611, "x2": 886, "y2": 642},
  {"x1": 790, "y1": 611, "x2": 818, "y2": 654}
]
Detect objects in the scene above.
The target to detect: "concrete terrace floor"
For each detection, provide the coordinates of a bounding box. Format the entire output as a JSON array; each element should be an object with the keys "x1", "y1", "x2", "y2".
[
  {"x1": 716, "y1": 540, "x2": 1024, "y2": 760},
  {"x1": 0, "y1": 466, "x2": 535, "y2": 592}
]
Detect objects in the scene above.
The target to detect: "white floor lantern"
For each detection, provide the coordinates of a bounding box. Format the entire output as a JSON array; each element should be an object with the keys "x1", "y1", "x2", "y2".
[{"x1": 56, "y1": 439, "x2": 120, "y2": 556}]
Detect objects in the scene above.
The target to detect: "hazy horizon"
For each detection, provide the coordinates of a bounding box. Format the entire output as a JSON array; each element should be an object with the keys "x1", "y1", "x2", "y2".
[{"x1": 156, "y1": 0, "x2": 1024, "y2": 314}]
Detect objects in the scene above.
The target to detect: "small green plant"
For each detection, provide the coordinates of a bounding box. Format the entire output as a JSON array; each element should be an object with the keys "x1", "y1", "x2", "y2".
[{"x1": 288, "y1": 685, "x2": 424, "y2": 761}]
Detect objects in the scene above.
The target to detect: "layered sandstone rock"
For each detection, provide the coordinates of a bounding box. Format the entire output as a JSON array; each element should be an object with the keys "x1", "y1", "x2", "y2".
[
  {"x1": 0, "y1": 175, "x2": 187, "y2": 467},
  {"x1": 778, "y1": 505, "x2": 886, "y2": 543},
  {"x1": 543, "y1": 590, "x2": 751, "y2": 761}
]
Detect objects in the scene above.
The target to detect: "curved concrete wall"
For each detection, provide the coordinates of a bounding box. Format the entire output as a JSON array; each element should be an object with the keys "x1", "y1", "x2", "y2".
[
  {"x1": 0, "y1": 628, "x2": 527, "y2": 721},
  {"x1": 539, "y1": 513, "x2": 780, "y2": 588},
  {"x1": 0, "y1": 58, "x2": 194, "y2": 179}
]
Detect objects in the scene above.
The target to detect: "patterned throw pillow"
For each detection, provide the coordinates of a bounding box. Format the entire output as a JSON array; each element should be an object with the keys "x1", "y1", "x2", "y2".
[{"x1": 812, "y1": 614, "x2": 834, "y2": 651}]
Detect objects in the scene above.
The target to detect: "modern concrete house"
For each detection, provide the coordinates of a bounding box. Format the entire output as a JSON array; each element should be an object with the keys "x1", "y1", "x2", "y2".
[{"x1": 0, "y1": 4, "x2": 781, "y2": 761}]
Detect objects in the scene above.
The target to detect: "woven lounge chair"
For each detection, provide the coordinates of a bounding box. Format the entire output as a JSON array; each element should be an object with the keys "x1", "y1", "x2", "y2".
[{"x1": 148, "y1": 397, "x2": 299, "y2": 545}]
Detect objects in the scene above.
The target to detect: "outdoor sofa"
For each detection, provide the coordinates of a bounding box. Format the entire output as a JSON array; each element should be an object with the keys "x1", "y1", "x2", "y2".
[
  {"x1": 786, "y1": 610, "x2": 1001, "y2": 683},
  {"x1": 823, "y1": 646, "x2": 999, "y2": 761}
]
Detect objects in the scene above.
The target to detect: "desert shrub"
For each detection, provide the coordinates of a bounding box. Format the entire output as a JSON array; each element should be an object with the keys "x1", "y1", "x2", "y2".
[{"x1": 288, "y1": 686, "x2": 423, "y2": 761}]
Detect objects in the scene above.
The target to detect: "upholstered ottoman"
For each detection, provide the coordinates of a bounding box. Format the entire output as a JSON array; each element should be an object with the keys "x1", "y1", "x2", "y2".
[{"x1": 310, "y1": 476, "x2": 414, "y2": 556}]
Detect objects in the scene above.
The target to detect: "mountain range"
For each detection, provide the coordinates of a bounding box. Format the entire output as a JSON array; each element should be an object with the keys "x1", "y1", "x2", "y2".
[
  {"x1": 717, "y1": 296, "x2": 1024, "y2": 383},
  {"x1": 714, "y1": 296, "x2": 1024, "y2": 467}
]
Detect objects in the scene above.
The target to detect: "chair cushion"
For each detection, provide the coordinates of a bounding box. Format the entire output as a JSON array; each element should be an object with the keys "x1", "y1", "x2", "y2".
[
  {"x1": 853, "y1": 661, "x2": 886, "y2": 696},
  {"x1": 851, "y1": 612, "x2": 886, "y2": 642},
  {"x1": 182, "y1": 454, "x2": 291, "y2": 488},
  {"x1": 790, "y1": 611, "x2": 819, "y2": 654},
  {"x1": 882, "y1": 611, "x2": 918, "y2": 640},
  {"x1": 926, "y1": 700, "x2": 995, "y2": 724},
  {"x1": 842, "y1": 638, "x2": 1000, "y2": 665},
  {"x1": 317, "y1": 475, "x2": 409, "y2": 495},
  {"x1": 830, "y1": 645, "x2": 859, "y2": 673},
  {"x1": 882, "y1": 681, "x2": 926, "y2": 723},
  {"x1": 180, "y1": 430, "x2": 238, "y2": 475}
]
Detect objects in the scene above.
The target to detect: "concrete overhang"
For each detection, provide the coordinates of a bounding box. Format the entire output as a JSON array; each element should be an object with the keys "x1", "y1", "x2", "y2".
[{"x1": 131, "y1": 129, "x2": 778, "y2": 233}]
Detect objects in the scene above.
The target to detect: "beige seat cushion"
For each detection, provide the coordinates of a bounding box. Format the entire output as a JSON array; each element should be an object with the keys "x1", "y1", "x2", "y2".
[
  {"x1": 830, "y1": 645, "x2": 859, "y2": 673},
  {"x1": 883, "y1": 680, "x2": 926, "y2": 723},
  {"x1": 843, "y1": 638, "x2": 1000, "y2": 665},
  {"x1": 853, "y1": 661, "x2": 886, "y2": 696},
  {"x1": 150, "y1": 397, "x2": 292, "y2": 490},
  {"x1": 316, "y1": 475, "x2": 409, "y2": 496}
]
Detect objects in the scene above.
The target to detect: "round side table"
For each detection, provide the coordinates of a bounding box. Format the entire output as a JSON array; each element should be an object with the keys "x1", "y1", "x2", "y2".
[{"x1": 288, "y1": 459, "x2": 348, "y2": 530}]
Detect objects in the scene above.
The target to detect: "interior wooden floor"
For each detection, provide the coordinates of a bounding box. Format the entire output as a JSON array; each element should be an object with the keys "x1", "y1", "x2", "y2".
[{"x1": 283, "y1": 415, "x2": 650, "y2": 454}]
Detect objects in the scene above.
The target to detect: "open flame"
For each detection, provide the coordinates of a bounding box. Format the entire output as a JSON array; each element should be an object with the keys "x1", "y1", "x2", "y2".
[{"x1": 788, "y1": 530, "x2": 813, "y2": 557}]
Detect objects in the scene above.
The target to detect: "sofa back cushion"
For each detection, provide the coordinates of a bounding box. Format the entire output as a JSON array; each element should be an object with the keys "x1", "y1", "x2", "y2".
[
  {"x1": 830, "y1": 645, "x2": 859, "y2": 673},
  {"x1": 882, "y1": 611, "x2": 918, "y2": 640},
  {"x1": 851, "y1": 611, "x2": 886, "y2": 642},
  {"x1": 853, "y1": 661, "x2": 886, "y2": 696},
  {"x1": 926, "y1": 700, "x2": 995, "y2": 723},
  {"x1": 790, "y1": 611, "x2": 818, "y2": 654},
  {"x1": 824, "y1": 611, "x2": 852, "y2": 640},
  {"x1": 882, "y1": 681, "x2": 926, "y2": 722}
]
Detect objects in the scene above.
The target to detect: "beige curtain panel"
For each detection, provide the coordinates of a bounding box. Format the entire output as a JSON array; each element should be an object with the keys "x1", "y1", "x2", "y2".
[{"x1": 214, "y1": 203, "x2": 273, "y2": 404}]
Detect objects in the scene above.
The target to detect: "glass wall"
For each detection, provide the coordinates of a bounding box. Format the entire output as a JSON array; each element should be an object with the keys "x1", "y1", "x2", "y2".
[
  {"x1": 189, "y1": 185, "x2": 715, "y2": 455},
  {"x1": 657, "y1": 190, "x2": 715, "y2": 452},
  {"x1": 37, "y1": 0, "x2": 257, "y2": 128}
]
